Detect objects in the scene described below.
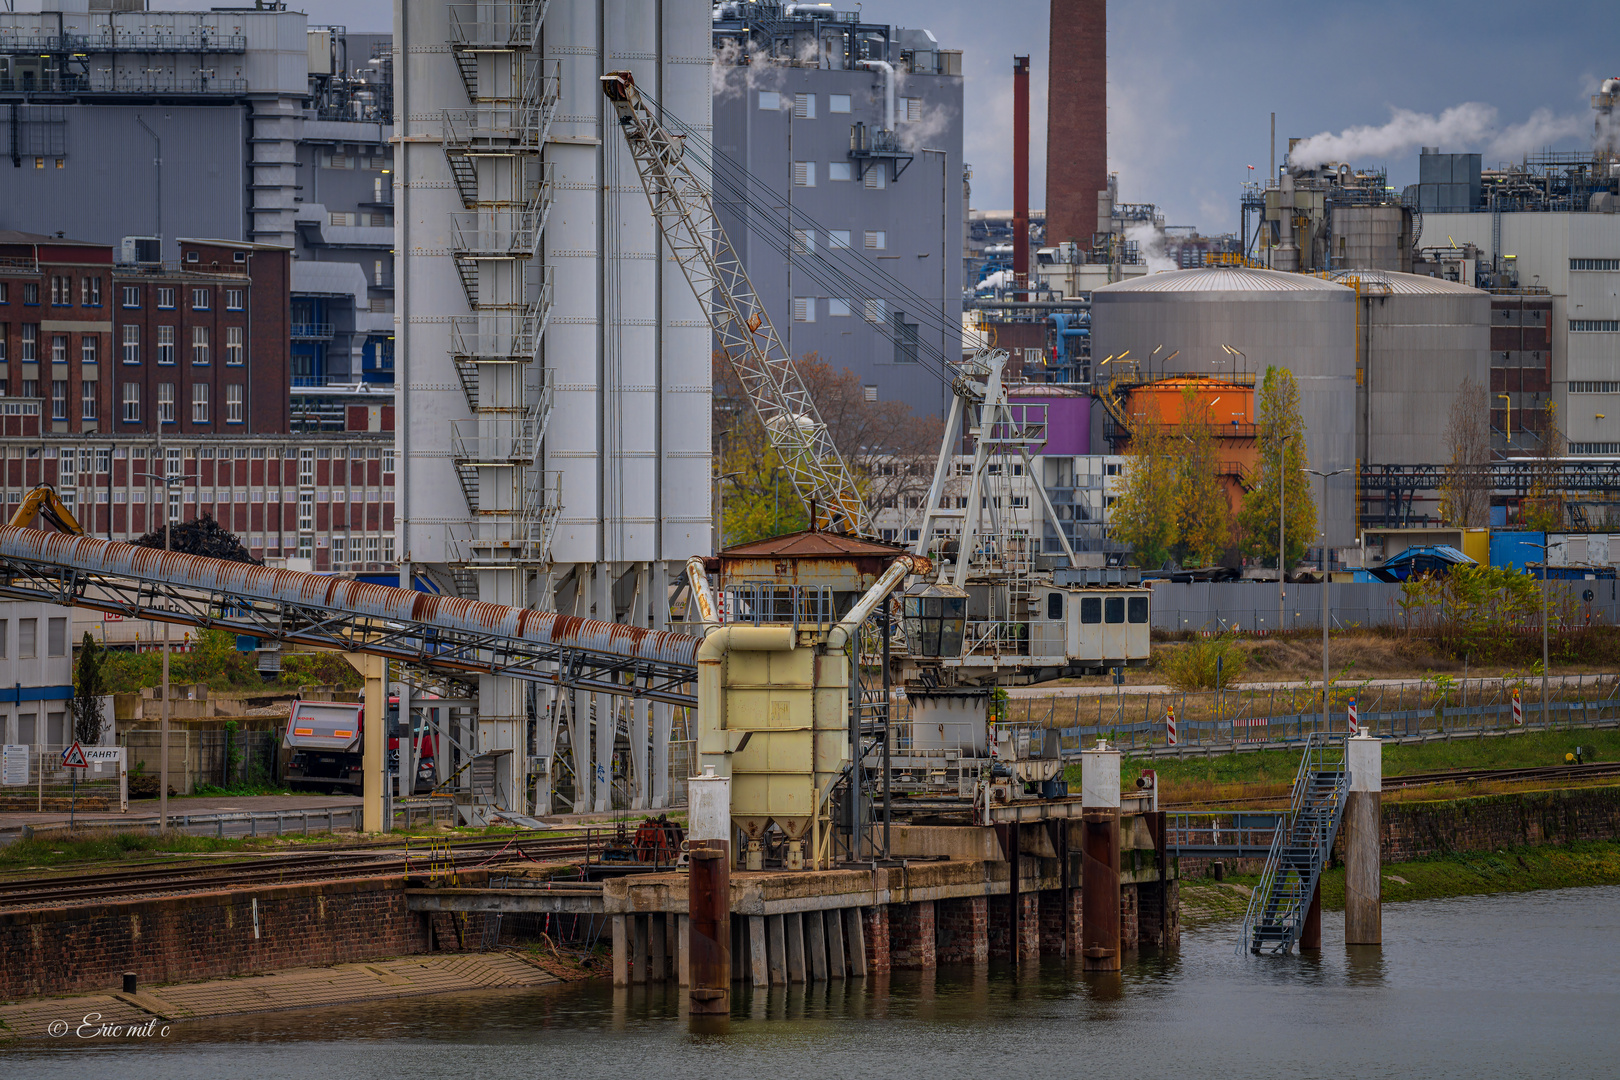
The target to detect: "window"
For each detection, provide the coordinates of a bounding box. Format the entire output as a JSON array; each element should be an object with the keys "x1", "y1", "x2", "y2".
[
  {"x1": 758, "y1": 90, "x2": 781, "y2": 111},
  {"x1": 1046, "y1": 593, "x2": 1064, "y2": 621},
  {"x1": 95, "y1": 449, "x2": 110, "y2": 473},
  {"x1": 864, "y1": 298, "x2": 887, "y2": 323},
  {"x1": 366, "y1": 537, "x2": 379, "y2": 563},
  {"x1": 1081, "y1": 598, "x2": 1101, "y2": 624},
  {"x1": 331, "y1": 536, "x2": 346, "y2": 564},
  {"x1": 891, "y1": 311, "x2": 919, "y2": 363},
  {"x1": 0, "y1": 620, "x2": 6, "y2": 657},
  {"x1": 22, "y1": 323, "x2": 37, "y2": 361},
  {"x1": 50, "y1": 276, "x2": 69, "y2": 305},
  {"x1": 793, "y1": 297, "x2": 816, "y2": 322},
  {"x1": 829, "y1": 230, "x2": 851, "y2": 249},
  {"x1": 383, "y1": 449, "x2": 395, "y2": 474},
  {"x1": 19, "y1": 618, "x2": 36, "y2": 658},
  {"x1": 828, "y1": 298, "x2": 852, "y2": 317},
  {"x1": 47, "y1": 617, "x2": 65, "y2": 657},
  {"x1": 1571, "y1": 382, "x2": 1620, "y2": 393},
  {"x1": 1570, "y1": 442, "x2": 1620, "y2": 455},
  {"x1": 157, "y1": 325, "x2": 174, "y2": 365},
  {"x1": 80, "y1": 336, "x2": 97, "y2": 364},
  {"x1": 23, "y1": 283, "x2": 39, "y2": 305},
  {"x1": 21, "y1": 379, "x2": 37, "y2": 399},
  {"x1": 298, "y1": 491, "x2": 314, "y2": 531},
  {"x1": 157, "y1": 287, "x2": 175, "y2": 309},
  {"x1": 1570, "y1": 259, "x2": 1620, "y2": 271},
  {"x1": 191, "y1": 382, "x2": 209, "y2": 423},
  {"x1": 1571, "y1": 320, "x2": 1620, "y2": 332},
  {"x1": 227, "y1": 384, "x2": 244, "y2": 423},
  {"x1": 225, "y1": 326, "x2": 243, "y2": 366},
  {"x1": 383, "y1": 536, "x2": 394, "y2": 563},
  {"x1": 157, "y1": 383, "x2": 175, "y2": 424},
  {"x1": 829, "y1": 93, "x2": 851, "y2": 114},
  {"x1": 792, "y1": 228, "x2": 815, "y2": 253},
  {"x1": 864, "y1": 230, "x2": 887, "y2": 250},
  {"x1": 793, "y1": 92, "x2": 816, "y2": 119},
  {"x1": 122, "y1": 325, "x2": 139, "y2": 364},
  {"x1": 81, "y1": 276, "x2": 101, "y2": 306},
  {"x1": 51, "y1": 334, "x2": 66, "y2": 363},
  {"x1": 1128, "y1": 596, "x2": 1149, "y2": 624},
  {"x1": 903, "y1": 97, "x2": 924, "y2": 122},
  {"x1": 225, "y1": 289, "x2": 244, "y2": 311},
  {"x1": 50, "y1": 380, "x2": 66, "y2": 420},
  {"x1": 81, "y1": 382, "x2": 97, "y2": 420},
  {"x1": 793, "y1": 161, "x2": 816, "y2": 187},
  {"x1": 192, "y1": 326, "x2": 210, "y2": 365},
  {"x1": 121, "y1": 285, "x2": 140, "y2": 309},
  {"x1": 191, "y1": 288, "x2": 210, "y2": 311},
  {"x1": 865, "y1": 168, "x2": 885, "y2": 190},
  {"x1": 1105, "y1": 596, "x2": 1125, "y2": 624},
  {"x1": 0, "y1": 282, "x2": 7, "y2": 302},
  {"x1": 298, "y1": 447, "x2": 315, "y2": 484},
  {"x1": 828, "y1": 161, "x2": 853, "y2": 182}
]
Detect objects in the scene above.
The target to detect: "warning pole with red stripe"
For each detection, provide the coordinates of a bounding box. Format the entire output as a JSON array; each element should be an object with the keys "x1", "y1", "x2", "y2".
[
  {"x1": 1347, "y1": 696, "x2": 1359, "y2": 736},
  {"x1": 1166, "y1": 704, "x2": 1177, "y2": 747},
  {"x1": 1512, "y1": 688, "x2": 1523, "y2": 726}
]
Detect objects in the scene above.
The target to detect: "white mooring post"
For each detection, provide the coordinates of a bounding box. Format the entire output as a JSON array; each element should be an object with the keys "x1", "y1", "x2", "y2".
[{"x1": 1344, "y1": 733, "x2": 1382, "y2": 945}]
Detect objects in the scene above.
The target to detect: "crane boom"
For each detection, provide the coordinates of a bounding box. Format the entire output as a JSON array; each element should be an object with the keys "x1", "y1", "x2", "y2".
[{"x1": 601, "y1": 71, "x2": 872, "y2": 538}]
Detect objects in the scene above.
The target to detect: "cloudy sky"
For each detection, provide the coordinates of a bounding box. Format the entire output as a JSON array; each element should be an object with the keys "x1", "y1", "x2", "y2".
[{"x1": 120, "y1": 0, "x2": 1618, "y2": 234}]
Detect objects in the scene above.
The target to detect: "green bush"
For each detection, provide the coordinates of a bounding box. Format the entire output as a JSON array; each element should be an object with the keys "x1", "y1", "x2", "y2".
[{"x1": 1158, "y1": 633, "x2": 1249, "y2": 691}]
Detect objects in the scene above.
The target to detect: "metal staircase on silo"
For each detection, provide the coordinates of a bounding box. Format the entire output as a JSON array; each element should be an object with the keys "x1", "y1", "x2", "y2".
[{"x1": 1239, "y1": 732, "x2": 1350, "y2": 955}]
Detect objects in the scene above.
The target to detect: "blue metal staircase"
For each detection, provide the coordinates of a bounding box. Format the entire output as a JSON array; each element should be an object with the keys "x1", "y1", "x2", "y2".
[{"x1": 1239, "y1": 733, "x2": 1350, "y2": 955}]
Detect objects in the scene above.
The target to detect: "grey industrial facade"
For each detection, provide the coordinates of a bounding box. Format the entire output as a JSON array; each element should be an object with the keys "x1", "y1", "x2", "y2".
[{"x1": 711, "y1": 15, "x2": 964, "y2": 420}]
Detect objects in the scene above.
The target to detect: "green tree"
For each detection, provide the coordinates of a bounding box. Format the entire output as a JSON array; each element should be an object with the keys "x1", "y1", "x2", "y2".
[
  {"x1": 1174, "y1": 386, "x2": 1234, "y2": 567},
  {"x1": 1238, "y1": 366, "x2": 1315, "y2": 569},
  {"x1": 72, "y1": 632, "x2": 107, "y2": 746},
  {"x1": 1109, "y1": 396, "x2": 1178, "y2": 568}
]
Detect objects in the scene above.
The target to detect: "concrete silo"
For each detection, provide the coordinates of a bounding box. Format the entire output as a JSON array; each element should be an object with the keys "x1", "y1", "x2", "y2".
[
  {"x1": 1090, "y1": 266, "x2": 1356, "y2": 547},
  {"x1": 1329, "y1": 269, "x2": 1489, "y2": 467}
]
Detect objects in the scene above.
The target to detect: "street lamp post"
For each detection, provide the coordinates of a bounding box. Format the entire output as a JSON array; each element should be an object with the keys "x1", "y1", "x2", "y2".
[
  {"x1": 1525, "y1": 541, "x2": 1552, "y2": 727},
  {"x1": 135, "y1": 452, "x2": 197, "y2": 830},
  {"x1": 1305, "y1": 467, "x2": 1350, "y2": 731}
]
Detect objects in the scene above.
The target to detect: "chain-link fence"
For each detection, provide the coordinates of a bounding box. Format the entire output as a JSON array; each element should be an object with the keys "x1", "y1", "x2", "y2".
[
  {"x1": 121, "y1": 729, "x2": 279, "y2": 794},
  {"x1": 0, "y1": 744, "x2": 125, "y2": 810}
]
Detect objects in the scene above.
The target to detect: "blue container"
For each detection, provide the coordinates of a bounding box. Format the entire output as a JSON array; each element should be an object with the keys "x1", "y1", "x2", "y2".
[{"x1": 1489, "y1": 531, "x2": 1545, "y2": 572}]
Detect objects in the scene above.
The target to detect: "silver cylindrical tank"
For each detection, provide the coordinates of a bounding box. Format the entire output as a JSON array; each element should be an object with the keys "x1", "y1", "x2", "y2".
[
  {"x1": 1329, "y1": 269, "x2": 1489, "y2": 467},
  {"x1": 1090, "y1": 266, "x2": 1357, "y2": 546}
]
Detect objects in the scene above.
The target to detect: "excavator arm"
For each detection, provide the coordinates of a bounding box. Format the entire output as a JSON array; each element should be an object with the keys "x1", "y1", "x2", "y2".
[
  {"x1": 10, "y1": 484, "x2": 85, "y2": 536},
  {"x1": 601, "y1": 70, "x2": 873, "y2": 538}
]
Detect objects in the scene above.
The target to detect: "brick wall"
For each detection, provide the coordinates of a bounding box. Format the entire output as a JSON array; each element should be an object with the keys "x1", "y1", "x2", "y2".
[
  {"x1": 987, "y1": 894, "x2": 1040, "y2": 961},
  {"x1": 1137, "y1": 880, "x2": 1180, "y2": 949},
  {"x1": 861, "y1": 904, "x2": 890, "y2": 975},
  {"x1": 935, "y1": 896, "x2": 988, "y2": 965},
  {"x1": 889, "y1": 900, "x2": 936, "y2": 970},
  {"x1": 1119, "y1": 883, "x2": 1140, "y2": 950},
  {"x1": 1038, "y1": 890, "x2": 1068, "y2": 957},
  {"x1": 1377, "y1": 787, "x2": 1620, "y2": 862},
  {"x1": 0, "y1": 875, "x2": 431, "y2": 1000}
]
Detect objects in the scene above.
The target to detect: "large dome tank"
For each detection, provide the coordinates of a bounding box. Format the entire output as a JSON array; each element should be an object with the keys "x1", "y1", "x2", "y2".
[
  {"x1": 1329, "y1": 268, "x2": 1489, "y2": 468},
  {"x1": 1091, "y1": 266, "x2": 1356, "y2": 547}
]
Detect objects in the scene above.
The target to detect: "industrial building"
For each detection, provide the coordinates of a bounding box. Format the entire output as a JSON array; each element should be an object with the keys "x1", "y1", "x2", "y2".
[
  {"x1": 396, "y1": 0, "x2": 711, "y2": 817},
  {"x1": 0, "y1": 3, "x2": 395, "y2": 421},
  {"x1": 710, "y1": 3, "x2": 964, "y2": 419}
]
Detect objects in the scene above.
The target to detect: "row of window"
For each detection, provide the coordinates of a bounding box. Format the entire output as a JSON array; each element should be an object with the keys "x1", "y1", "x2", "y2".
[
  {"x1": 759, "y1": 90, "x2": 928, "y2": 121},
  {"x1": 0, "y1": 325, "x2": 98, "y2": 364},
  {"x1": 1569, "y1": 382, "x2": 1620, "y2": 393},
  {"x1": 0, "y1": 617, "x2": 67, "y2": 660},
  {"x1": 0, "y1": 281, "x2": 243, "y2": 311},
  {"x1": 119, "y1": 325, "x2": 244, "y2": 365},
  {"x1": 27, "y1": 445, "x2": 394, "y2": 473},
  {"x1": 1569, "y1": 443, "x2": 1620, "y2": 455},
  {"x1": 792, "y1": 161, "x2": 887, "y2": 189},
  {"x1": 118, "y1": 382, "x2": 244, "y2": 424},
  {"x1": 1570, "y1": 259, "x2": 1620, "y2": 271},
  {"x1": 0, "y1": 379, "x2": 98, "y2": 421},
  {"x1": 790, "y1": 227, "x2": 886, "y2": 252},
  {"x1": 1570, "y1": 320, "x2": 1620, "y2": 332}
]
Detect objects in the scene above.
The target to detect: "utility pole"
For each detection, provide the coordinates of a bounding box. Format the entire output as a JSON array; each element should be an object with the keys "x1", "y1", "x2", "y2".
[
  {"x1": 1306, "y1": 467, "x2": 1349, "y2": 731},
  {"x1": 1277, "y1": 433, "x2": 1291, "y2": 632}
]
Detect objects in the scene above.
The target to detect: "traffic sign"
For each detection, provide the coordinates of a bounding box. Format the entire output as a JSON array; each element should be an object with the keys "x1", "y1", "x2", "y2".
[{"x1": 61, "y1": 741, "x2": 90, "y2": 769}]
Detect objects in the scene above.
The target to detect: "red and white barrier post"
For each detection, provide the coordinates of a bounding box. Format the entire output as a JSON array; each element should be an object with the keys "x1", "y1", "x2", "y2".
[
  {"x1": 1347, "y1": 696, "x2": 1359, "y2": 736},
  {"x1": 1512, "y1": 688, "x2": 1523, "y2": 727},
  {"x1": 1165, "y1": 704, "x2": 1177, "y2": 747}
]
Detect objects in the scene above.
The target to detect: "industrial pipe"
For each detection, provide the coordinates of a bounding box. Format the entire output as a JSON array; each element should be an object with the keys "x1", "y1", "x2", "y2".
[
  {"x1": 686, "y1": 555, "x2": 720, "y2": 631},
  {"x1": 825, "y1": 555, "x2": 923, "y2": 651},
  {"x1": 857, "y1": 59, "x2": 896, "y2": 130}
]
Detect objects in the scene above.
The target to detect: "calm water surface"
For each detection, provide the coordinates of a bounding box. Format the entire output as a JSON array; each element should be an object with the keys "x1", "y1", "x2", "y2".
[{"x1": 7, "y1": 886, "x2": 1619, "y2": 1079}]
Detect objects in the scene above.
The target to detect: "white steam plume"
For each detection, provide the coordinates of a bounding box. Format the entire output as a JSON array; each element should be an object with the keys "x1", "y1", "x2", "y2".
[
  {"x1": 1289, "y1": 102, "x2": 1595, "y2": 169},
  {"x1": 1126, "y1": 222, "x2": 1176, "y2": 274},
  {"x1": 1486, "y1": 107, "x2": 1590, "y2": 159},
  {"x1": 711, "y1": 39, "x2": 791, "y2": 103},
  {"x1": 898, "y1": 100, "x2": 956, "y2": 152}
]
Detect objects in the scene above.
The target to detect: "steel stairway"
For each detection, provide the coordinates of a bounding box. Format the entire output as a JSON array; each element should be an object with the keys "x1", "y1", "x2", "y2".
[{"x1": 1239, "y1": 732, "x2": 1350, "y2": 955}]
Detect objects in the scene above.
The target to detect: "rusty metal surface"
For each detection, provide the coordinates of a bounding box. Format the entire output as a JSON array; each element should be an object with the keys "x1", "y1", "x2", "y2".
[
  {"x1": 687, "y1": 840, "x2": 731, "y2": 1014},
  {"x1": 0, "y1": 526, "x2": 702, "y2": 670},
  {"x1": 1081, "y1": 809, "x2": 1121, "y2": 971}
]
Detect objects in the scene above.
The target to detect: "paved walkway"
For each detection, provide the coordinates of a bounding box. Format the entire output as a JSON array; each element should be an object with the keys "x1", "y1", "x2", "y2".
[
  {"x1": 0, "y1": 794, "x2": 361, "y2": 834},
  {"x1": 0, "y1": 952, "x2": 556, "y2": 1040}
]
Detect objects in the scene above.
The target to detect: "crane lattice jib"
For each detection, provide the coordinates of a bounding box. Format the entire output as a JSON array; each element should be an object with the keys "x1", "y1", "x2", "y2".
[{"x1": 601, "y1": 71, "x2": 873, "y2": 538}]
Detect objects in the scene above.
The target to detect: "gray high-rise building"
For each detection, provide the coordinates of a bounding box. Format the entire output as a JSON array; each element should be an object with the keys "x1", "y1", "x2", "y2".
[{"x1": 712, "y1": 4, "x2": 964, "y2": 419}]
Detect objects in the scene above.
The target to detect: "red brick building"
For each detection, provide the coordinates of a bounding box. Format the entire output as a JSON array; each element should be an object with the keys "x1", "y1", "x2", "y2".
[{"x1": 0, "y1": 233, "x2": 290, "y2": 436}]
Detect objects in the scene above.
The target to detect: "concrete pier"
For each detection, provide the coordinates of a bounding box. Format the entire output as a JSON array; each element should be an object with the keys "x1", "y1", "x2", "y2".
[
  {"x1": 1345, "y1": 734, "x2": 1383, "y2": 945},
  {"x1": 1081, "y1": 741, "x2": 1123, "y2": 971}
]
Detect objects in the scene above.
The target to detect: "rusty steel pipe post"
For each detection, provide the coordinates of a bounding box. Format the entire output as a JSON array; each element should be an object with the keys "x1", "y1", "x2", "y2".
[
  {"x1": 1012, "y1": 55, "x2": 1031, "y2": 298},
  {"x1": 688, "y1": 839, "x2": 732, "y2": 1015},
  {"x1": 1300, "y1": 883, "x2": 1322, "y2": 951},
  {"x1": 1080, "y1": 810, "x2": 1121, "y2": 971}
]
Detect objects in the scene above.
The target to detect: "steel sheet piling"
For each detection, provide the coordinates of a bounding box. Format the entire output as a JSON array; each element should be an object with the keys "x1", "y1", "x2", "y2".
[{"x1": 688, "y1": 840, "x2": 731, "y2": 1015}]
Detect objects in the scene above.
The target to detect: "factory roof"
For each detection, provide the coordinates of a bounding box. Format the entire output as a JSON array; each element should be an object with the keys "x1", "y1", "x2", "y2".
[
  {"x1": 1329, "y1": 268, "x2": 1485, "y2": 295},
  {"x1": 1093, "y1": 266, "x2": 1351, "y2": 294}
]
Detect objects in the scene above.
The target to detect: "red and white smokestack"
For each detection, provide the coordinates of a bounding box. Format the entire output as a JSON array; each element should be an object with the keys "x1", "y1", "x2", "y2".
[{"x1": 1013, "y1": 55, "x2": 1031, "y2": 296}]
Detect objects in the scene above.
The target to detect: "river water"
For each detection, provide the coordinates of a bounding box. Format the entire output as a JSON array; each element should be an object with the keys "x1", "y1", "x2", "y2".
[{"x1": 8, "y1": 886, "x2": 1618, "y2": 1079}]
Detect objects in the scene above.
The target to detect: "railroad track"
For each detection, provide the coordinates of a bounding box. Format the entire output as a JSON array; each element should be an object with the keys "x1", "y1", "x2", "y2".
[
  {"x1": 1165, "y1": 760, "x2": 1620, "y2": 810},
  {"x1": 0, "y1": 836, "x2": 597, "y2": 910}
]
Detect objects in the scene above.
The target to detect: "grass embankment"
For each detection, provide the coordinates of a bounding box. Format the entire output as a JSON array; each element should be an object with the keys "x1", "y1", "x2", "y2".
[
  {"x1": 1179, "y1": 841, "x2": 1620, "y2": 928},
  {"x1": 1074, "y1": 727, "x2": 1620, "y2": 808}
]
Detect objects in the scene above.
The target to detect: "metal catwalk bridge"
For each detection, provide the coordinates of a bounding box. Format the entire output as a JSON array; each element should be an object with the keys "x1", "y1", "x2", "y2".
[{"x1": 0, "y1": 527, "x2": 700, "y2": 707}]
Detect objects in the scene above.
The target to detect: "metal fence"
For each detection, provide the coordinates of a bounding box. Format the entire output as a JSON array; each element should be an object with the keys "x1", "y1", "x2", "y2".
[
  {"x1": 122, "y1": 729, "x2": 279, "y2": 795},
  {"x1": 0, "y1": 743, "x2": 124, "y2": 809},
  {"x1": 988, "y1": 675, "x2": 1620, "y2": 756}
]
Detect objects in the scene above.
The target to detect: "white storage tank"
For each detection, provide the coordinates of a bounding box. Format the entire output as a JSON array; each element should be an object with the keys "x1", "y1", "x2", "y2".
[
  {"x1": 1090, "y1": 266, "x2": 1357, "y2": 546},
  {"x1": 1329, "y1": 268, "x2": 1489, "y2": 467}
]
